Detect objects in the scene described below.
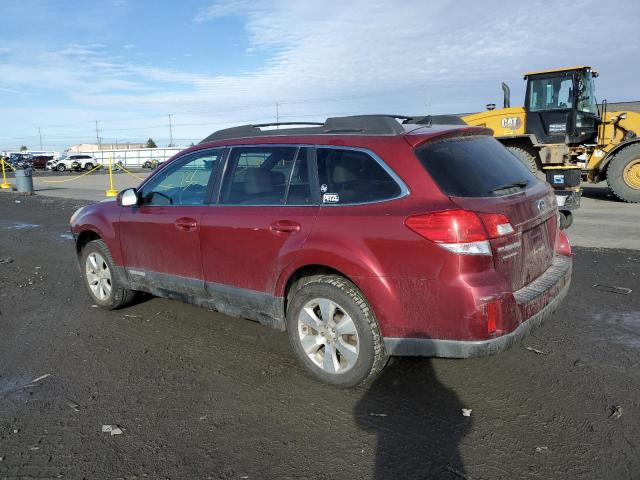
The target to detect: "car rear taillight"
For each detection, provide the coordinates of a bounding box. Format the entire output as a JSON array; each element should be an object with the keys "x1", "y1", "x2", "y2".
[
  {"x1": 405, "y1": 209, "x2": 515, "y2": 255},
  {"x1": 555, "y1": 230, "x2": 572, "y2": 257},
  {"x1": 477, "y1": 213, "x2": 514, "y2": 238}
]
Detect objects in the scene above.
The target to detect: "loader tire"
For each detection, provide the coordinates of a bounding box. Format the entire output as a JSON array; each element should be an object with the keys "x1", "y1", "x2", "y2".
[
  {"x1": 505, "y1": 146, "x2": 543, "y2": 178},
  {"x1": 606, "y1": 144, "x2": 640, "y2": 203}
]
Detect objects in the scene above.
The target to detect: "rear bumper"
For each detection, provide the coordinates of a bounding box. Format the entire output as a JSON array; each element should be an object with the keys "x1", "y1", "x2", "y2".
[{"x1": 384, "y1": 255, "x2": 572, "y2": 357}]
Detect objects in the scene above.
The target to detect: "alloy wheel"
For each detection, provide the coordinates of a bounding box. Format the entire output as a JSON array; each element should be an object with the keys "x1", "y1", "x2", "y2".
[
  {"x1": 297, "y1": 298, "x2": 359, "y2": 374},
  {"x1": 85, "y1": 252, "x2": 112, "y2": 300}
]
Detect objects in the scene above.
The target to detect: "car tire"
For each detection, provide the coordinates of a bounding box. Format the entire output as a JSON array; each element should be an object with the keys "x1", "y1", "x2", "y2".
[
  {"x1": 57, "y1": 164, "x2": 66, "y2": 172},
  {"x1": 80, "y1": 239, "x2": 137, "y2": 310},
  {"x1": 559, "y1": 210, "x2": 573, "y2": 230},
  {"x1": 606, "y1": 144, "x2": 640, "y2": 203},
  {"x1": 286, "y1": 275, "x2": 388, "y2": 388},
  {"x1": 84, "y1": 163, "x2": 93, "y2": 171},
  {"x1": 143, "y1": 161, "x2": 151, "y2": 169}
]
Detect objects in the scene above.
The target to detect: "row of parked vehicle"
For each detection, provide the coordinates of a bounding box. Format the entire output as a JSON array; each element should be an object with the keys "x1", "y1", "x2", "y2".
[
  {"x1": 46, "y1": 155, "x2": 97, "y2": 172},
  {"x1": 2, "y1": 153, "x2": 165, "y2": 172}
]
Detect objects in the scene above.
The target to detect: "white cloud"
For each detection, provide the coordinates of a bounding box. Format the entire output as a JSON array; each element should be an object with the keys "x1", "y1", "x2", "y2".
[
  {"x1": 193, "y1": 0, "x2": 253, "y2": 23},
  {"x1": 1, "y1": 0, "x2": 639, "y2": 148}
]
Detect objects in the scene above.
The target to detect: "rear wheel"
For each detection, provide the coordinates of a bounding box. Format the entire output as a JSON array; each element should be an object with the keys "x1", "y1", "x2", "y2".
[
  {"x1": 84, "y1": 162, "x2": 93, "y2": 171},
  {"x1": 607, "y1": 144, "x2": 640, "y2": 203},
  {"x1": 286, "y1": 275, "x2": 388, "y2": 388},
  {"x1": 505, "y1": 145, "x2": 543, "y2": 178},
  {"x1": 81, "y1": 239, "x2": 136, "y2": 309}
]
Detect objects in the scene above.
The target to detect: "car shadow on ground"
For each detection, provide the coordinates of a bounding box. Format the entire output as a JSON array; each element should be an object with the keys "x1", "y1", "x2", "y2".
[{"x1": 355, "y1": 354, "x2": 470, "y2": 479}]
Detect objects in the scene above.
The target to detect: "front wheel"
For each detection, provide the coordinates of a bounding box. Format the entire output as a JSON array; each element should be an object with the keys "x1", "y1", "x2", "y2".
[
  {"x1": 81, "y1": 239, "x2": 137, "y2": 309},
  {"x1": 286, "y1": 275, "x2": 388, "y2": 388},
  {"x1": 84, "y1": 162, "x2": 93, "y2": 171},
  {"x1": 606, "y1": 144, "x2": 640, "y2": 203},
  {"x1": 57, "y1": 164, "x2": 66, "y2": 172}
]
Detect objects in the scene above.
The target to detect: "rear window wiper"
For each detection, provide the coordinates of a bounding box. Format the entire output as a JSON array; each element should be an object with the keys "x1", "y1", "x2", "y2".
[{"x1": 489, "y1": 180, "x2": 529, "y2": 194}]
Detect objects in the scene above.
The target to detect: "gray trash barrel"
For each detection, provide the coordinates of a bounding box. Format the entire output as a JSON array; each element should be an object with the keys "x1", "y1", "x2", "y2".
[{"x1": 15, "y1": 167, "x2": 34, "y2": 194}]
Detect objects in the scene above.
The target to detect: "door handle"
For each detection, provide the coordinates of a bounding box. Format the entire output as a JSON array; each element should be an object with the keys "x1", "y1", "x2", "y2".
[
  {"x1": 269, "y1": 220, "x2": 301, "y2": 234},
  {"x1": 175, "y1": 217, "x2": 198, "y2": 232}
]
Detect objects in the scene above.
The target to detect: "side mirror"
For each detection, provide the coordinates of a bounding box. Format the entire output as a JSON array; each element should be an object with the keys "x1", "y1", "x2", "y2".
[{"x1": 118, "y1": 188, "x2": 139, "y2": 207}]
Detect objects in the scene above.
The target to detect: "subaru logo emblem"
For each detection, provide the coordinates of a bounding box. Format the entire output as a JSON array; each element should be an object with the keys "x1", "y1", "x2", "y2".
[{"x1": 536, "y1": 199, "x2": 546, "y2": 212}]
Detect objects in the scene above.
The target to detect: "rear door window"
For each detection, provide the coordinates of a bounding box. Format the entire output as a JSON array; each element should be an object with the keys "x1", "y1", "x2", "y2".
[
  {"x1": 316, "y1": 148, "x2": 401, "y2": 204},
  {"x1": 415, "y1": 135, "x2": 537, "y2": 197},
  {"x1": 220, "y1": 146, "x2": 299, "y2": 205}
]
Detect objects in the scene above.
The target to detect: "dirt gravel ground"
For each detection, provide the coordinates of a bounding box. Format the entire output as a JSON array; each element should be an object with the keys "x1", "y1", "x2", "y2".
[{"x1": 0, "y1": 193, "x2": 639, "y2": 480}]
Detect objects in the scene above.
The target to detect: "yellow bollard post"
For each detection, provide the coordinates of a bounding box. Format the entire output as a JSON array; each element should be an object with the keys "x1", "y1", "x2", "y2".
[
  {"x1": 1, "y1": 159, "x2": 12, "y2": 189},
  {"x1": 105, "y1": 156, "x2": 118, "y2": 197}
]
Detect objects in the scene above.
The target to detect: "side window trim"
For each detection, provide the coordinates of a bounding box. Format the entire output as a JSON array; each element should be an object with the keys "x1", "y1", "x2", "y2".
[
  {"x1": 282, "y1": 146, "x2": 301, "y2": 204},
  {"x1": 204, "y1": 147, "x2": 229, "y2": 204},
  {"x1": 315, "y1": 145, "x2": 410, "y2": 206},
  {"x1": 307, "y1": 146, "x2": 321, "y2": 205},
  {"x1": 139, "y1": 147, "x2": 225, "y2": 206}
]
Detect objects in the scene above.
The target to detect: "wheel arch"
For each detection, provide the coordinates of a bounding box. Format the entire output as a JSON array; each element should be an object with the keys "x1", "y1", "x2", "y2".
[
  {"x1": 598, "y1": 138, "x2": 640, "y2": 182},
  {"x1": 75, "y1": 229, "x2": 102, "y2": 257},
  {"x1": 497, "y1": 135, "x2": 540, "y2": 158},
  {"x1": 281, "y1": 264, "x2": 359, "y2": 314},
  {"x1": 496, "y1": 134, "x2": 539, "y2": 148}
]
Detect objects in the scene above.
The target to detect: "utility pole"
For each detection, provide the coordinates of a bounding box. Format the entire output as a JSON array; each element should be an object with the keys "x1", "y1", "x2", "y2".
[
  {"x1": 168, "y1": 114, "x2": 173, "y2": 147},
  {"x1": 276, "y1": 102, "x2": 279, "y2": 126},
  {"x1": 38, "y1": 127, "x2": 43, "y2": 151},
  {"x1": 95, "y1": 120, "x2": 101, "y2": 150}
]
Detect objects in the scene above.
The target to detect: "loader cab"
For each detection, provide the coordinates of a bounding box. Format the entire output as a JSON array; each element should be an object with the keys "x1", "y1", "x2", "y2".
[{"x1": 524, "y1": 66, "x2": 599, "y2": 146}]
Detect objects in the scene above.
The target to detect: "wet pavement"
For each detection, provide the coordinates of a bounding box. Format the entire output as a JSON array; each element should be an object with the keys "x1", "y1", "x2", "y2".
[{"x1": 0, "y1": 193, "x2": 639, "y2": 479}]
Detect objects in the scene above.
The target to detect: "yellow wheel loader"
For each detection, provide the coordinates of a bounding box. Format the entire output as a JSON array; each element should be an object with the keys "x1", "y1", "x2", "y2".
[{"x1": 462, "y1": 66, "x2": 640, "y2": 214}]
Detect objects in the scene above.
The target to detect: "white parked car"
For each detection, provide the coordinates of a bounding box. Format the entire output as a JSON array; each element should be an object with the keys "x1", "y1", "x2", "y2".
[{"x1": 46, "y1": 154, "x2": 97, "y2": 172}]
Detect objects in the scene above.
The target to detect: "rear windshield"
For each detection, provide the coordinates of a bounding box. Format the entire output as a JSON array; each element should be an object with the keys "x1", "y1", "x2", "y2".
[{"x1": 415, "y1": 135, "x2": 537, "y2": 197}]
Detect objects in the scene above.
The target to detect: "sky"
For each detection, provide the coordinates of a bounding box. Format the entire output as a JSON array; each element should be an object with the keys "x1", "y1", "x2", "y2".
[{"x1": 0, "y1": 0, "x2": 639, "y2": 151}]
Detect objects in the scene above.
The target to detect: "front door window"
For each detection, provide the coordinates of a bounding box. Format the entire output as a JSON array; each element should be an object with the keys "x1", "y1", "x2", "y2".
[{"x1": 141, "y1": 149, "x2": 223, "y2": 206}]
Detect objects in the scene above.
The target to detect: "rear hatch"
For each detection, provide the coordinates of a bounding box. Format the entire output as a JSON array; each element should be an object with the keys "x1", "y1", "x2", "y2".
[{"x1": 415, "y1": 134, "x2": 558, "y2": 291}]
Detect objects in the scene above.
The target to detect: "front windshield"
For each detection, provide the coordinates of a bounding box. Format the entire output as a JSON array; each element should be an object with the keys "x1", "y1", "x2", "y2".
[
  {"x1": 577, "y1": 71, "x2": 597, "y2": 114},
  {"x1": 528, "y1": 75, "x2": 573, "y2": 111}
]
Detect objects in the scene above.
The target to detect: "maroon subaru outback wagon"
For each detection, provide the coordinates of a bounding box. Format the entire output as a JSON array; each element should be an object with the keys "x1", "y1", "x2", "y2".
[{"x1": 70, "y1": 115, "x2": 572, "y2": 387}]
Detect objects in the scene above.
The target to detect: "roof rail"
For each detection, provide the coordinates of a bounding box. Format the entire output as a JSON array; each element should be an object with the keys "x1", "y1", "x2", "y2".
[
  {"x1": 199, "y1": 114, "x2": 415, "y2": 143},
  {"x1": 404, "y1": 115, "x2": 467, "y2": 126}
]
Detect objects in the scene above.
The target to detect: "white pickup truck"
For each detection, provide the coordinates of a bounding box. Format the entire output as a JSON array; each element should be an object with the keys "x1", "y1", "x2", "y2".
[{"x1": 46, "y1": 154, "x2": 97, "y2": 172}]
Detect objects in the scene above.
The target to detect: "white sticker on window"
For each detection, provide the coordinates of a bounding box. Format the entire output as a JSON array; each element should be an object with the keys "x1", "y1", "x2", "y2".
[
  {"x1": 323, "y1": 193, "x2": 340, "y2": 203},
  {"x1": 320, "y1": 183, "x2": 328, "y2": 193}
]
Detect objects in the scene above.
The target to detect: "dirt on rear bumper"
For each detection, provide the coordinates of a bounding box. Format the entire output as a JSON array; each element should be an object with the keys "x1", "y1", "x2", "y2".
[{"x1": 384, "y1": 255, "x2": 572, "y2": 357}]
